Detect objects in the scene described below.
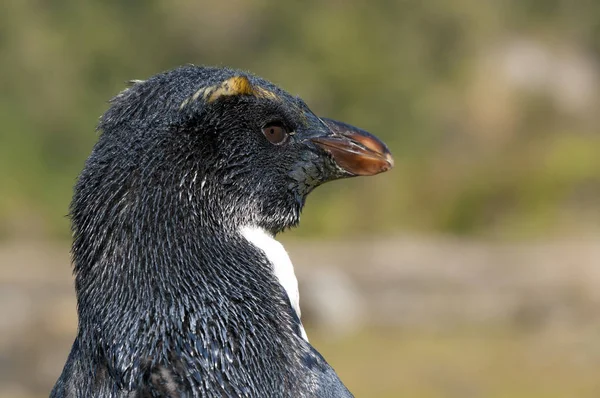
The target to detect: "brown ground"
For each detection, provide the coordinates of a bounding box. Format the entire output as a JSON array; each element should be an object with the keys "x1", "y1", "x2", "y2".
[{"x1": 1, "y1": 237, "x2": 599, "y2": 397}]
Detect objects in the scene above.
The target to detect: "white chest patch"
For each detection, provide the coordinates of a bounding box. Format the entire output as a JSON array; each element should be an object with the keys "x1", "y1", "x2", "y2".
[{"x1": 240, "y1": 226, "x2": 308, "y2": 341}]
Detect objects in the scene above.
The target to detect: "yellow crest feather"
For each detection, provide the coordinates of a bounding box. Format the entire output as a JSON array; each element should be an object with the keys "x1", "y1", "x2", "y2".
[
  {"x1": 206, "y1": 76, "x2": 255, "y2": 103},
  {"x1": 180, "y1": 76, "x2": 280, "y2": 110}
]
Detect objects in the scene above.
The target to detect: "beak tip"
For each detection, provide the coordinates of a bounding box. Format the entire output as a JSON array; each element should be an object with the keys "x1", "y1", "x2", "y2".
[{"x1": 385, "y1": 152, "x2": 394, "y2": 170}]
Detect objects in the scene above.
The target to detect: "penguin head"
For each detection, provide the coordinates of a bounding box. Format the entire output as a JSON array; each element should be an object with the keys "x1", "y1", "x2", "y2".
[{"x1": 91, "y1": 66, "x2": 393, "y2": 235}]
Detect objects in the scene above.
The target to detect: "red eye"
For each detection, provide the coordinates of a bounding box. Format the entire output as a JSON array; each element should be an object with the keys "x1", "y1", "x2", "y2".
[{"x1": 262, "y1": 122, "x2": 289, "y2": 145}]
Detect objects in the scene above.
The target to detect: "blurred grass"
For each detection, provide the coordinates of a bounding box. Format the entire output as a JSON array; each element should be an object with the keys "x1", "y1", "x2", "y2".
[
  {"x1": 311, "y1": 327, "x2": 600, "y2": 398},
  {"x1": 1, "y1": 0, "x2": 600, "y2": 240}
]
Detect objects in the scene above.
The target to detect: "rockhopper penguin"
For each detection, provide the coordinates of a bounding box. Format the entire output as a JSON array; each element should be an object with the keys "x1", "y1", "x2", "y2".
[{"x1": 51, "y1": 65, "x2": 393, "y2": 397}]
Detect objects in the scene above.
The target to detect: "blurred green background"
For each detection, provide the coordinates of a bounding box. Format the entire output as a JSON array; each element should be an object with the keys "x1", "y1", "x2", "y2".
[
  {"x1": 1, "y1": 1, "x2": 600, "y2": 397},
  {"x1": 3, "y1": 0, "x2": 599, "y2": 239}
]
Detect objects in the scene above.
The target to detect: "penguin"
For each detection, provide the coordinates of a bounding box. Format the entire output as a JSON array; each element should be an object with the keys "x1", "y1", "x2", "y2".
[{"x1": 50, "y1": 65, "x2": 393, "y2": 397}]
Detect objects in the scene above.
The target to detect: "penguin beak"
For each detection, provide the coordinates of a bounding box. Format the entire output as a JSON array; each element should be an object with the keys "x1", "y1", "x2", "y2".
[{"x1": 311, "y1": 118, "x2": 394, "y2": 176}]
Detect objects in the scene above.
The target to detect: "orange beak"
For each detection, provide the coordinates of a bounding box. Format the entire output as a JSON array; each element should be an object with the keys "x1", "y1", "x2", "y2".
[{"x1": 311, "y1": 119, "x2": 393, "y2": 176}]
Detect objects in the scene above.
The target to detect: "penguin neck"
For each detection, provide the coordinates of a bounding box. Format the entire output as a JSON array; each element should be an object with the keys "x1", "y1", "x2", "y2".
[
  {"x1": 70, "y1": 201, "x2": 311, "y2": 390},
  {"x1": 71, "y1": 186, "x2": 306, "y2": 343}
]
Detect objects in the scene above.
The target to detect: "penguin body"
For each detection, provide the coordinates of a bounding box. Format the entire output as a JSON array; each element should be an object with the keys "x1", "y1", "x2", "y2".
[{"x1": 51, "y1": 66, "x2": 392, "y2": 397}]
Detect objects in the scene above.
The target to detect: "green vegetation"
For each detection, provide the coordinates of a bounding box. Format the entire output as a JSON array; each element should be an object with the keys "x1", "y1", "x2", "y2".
[
  {"x1": 311, "y1": 327, "x2": 600, "y2": 398},
  {"x1": 1, "y1": 1, "x2": 599, "y2": 239}
]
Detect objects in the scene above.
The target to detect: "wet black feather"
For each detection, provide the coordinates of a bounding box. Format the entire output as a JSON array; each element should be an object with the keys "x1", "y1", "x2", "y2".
[{"x1": 51, "y1": 65, "x2": 352, "y2": 397}]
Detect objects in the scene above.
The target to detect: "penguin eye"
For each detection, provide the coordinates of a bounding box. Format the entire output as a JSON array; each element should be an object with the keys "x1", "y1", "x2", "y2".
[{"x1": 262, "y1": 122, "x2": 289, "y2": 145}]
